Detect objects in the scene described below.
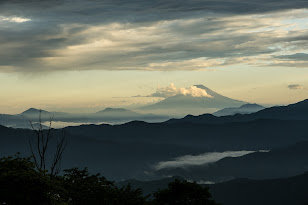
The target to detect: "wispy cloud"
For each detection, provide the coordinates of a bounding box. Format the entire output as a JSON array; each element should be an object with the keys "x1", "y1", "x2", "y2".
[
  {"x1": 138, "y1": 83, "x2": 213, "y2": 98},
  {"x1": 154, "y1": 151, "x2": 256, "y2": 170}
]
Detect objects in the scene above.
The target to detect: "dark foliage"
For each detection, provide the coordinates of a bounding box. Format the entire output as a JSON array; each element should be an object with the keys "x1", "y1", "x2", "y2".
[
  {"x1": 152, "y1": 179, "x2": 220, "y2": 205},
  {"x1": 0, "y1": 154, "x2": 219, "y2": 205},
  {"x1": 60, "y1": 167, "x2": 147, "y2": 205},
  {"x1": 0, "y1": 154, "x2": 53, "y2": 205},
  {"x1": 0, "y1": 155, "x2": 148, "y2": 205}
]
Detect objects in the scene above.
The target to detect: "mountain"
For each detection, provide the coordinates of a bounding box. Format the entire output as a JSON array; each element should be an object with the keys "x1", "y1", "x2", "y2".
[
  {"x1": 62, "y1": 118, "x2": 308, "y2": 180},
  {"x1": 213, "y1": 104, "x2": 265, "y2": 116},
  {"x1": 0, "y1": 118, "x2": 308, "y2": 181},
  {"x1": 152, "y1": 141, "x2": 308, "y2": 182},
  {"x1": 97, "y1": 107, "x2": 134, "y2": 113},
  {"x1": 1, "y1": 116, "x2": 305, "y2": 181},
  {"x1": 1, "y1": 99, "x2": 308, "y2": 181},
  {"x1": 0, "y1": 114, "x2": 29, "y2": 128},
  {"x1": 117, "y1": 172, "x2": 308, "y2": 205},
  {"x1": 167, "y1": 99, "x2": 308, "y2": 124},
  {"x1": 140, "y1": 85, "x2": 246, "y2": 111},
  {"x1": 20, "y1": 108, "x2": 70, "y2": 119},
  {"x1": 95, "y1": 107, "x2": 169, "y2": 123},
  {"x1": 116, "y1": 176, "x2": 185, "y2": 198},
  {"x1": 19, "y1": 108, "x2": 75, "y2": 123},
  {"x1": 20, "y1": 108, "x2": 51, "y2": 116},
  {"x1": 210, "y1": 172, "x2": 308, "y2": 205},
  {"x1": 0, "y1": 107, "x2": 170, "y2": 128},
  {"x1": 96, "y1": 108, "x2": 140, "y2": 117}
]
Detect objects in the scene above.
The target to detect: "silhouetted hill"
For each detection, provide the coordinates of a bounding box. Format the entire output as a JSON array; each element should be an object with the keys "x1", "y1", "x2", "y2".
[
  {"x1": 2, "y1": 118, "x2": 308, "y2": 181},
  {"x1": 167, "y1": 99, "x2": 308, "y2": 124},
  {"x1": 0, "y1": 114, "x2": 28, "y2": 128},
  {"x1": 116, "y1": 176, "x2": 185, "y2": 198},
  {"x1": 153, "y1": 141, "x2": 308, "y2": 182},
  {"x1": 64, "y1": 118, "x2": 308, "y2": 151},
  {"x1": 0, "y1": 125, "x2": 35, "y2": 156},
  {"x1": 249, "y1": 99, "x2": 308, "y2": 121},
  {"x1": 65, "y1": 118, "x2": 308, "y2": 154},
  {"x1": 63, "y1": 117, "x2": 308, "y2": 180},
  {"x1": 1, "y1": 99, "x2": 308, "y2": 181},
  {"x1": 117, "y1": 172, "x2": 308, "y2": 205},
  {"x1": 210, "y1": 172, "x2": 308, "y2": 205},
  {"x1": 213, "y1": 104, "x2": 265, "y2": 116},
  {"x1": 141, "y1": 85, "x2": 245, "y2": 110}
]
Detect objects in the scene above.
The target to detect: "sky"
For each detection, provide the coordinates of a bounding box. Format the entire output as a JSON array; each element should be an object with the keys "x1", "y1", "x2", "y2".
[{"x1": 0, "y1": 0, "x2": 308, "y2": 114}]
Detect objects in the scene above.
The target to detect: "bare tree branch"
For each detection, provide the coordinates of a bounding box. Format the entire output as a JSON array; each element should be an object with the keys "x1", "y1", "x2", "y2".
[{"x1": 28, "y1": 110, "x2": 67, "y2": 178}]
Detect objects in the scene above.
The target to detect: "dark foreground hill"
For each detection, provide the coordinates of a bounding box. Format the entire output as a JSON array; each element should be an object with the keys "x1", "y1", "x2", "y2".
[
  {"x1": 210, "y1": 172, "x2": 308, "y2": 205},
  {"x1": 1, "y1": 118, "x2": 308, "y2": 181},
  {"x1": 118, "y1": 172, "x2": 308, "y2": 205},
  {"x1": 116, "y1": 176, "x2": 185, "y2": 198}
]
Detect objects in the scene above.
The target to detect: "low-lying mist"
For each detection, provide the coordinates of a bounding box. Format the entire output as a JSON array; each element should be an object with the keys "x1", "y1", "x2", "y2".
[{"x1": 154, "y1": 151, "x2": 259, "y2": 170}]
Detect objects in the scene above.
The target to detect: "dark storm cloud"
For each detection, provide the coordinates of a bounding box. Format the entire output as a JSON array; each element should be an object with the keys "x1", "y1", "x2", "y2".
[
  {"x1": 0, "y1": 0, "x2": 307, "y2": 72},
  {"x1": 1, "y1": 0, "x2": 308, "y2": 19}
]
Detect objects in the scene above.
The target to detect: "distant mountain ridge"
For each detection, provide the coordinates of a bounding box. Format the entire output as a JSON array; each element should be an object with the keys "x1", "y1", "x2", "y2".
[
  {"x1": 167, "y1": 99, "x2": 308, "y2": 124},
  {"x1": 97, "y1": 108, "x2": 131, "y2": 113},
  {"x1": 0, "y1": 107, "x2": 169, "y2": 128},
  {"x1": 21, "y1": 108, "x2": 51, "y2": 115},
  {"x1": 213, "y1": 104, "x2": 265, "y2": 116},
  {"x1": 96, "y1": 108, "x2": 140, "y2": 117}
]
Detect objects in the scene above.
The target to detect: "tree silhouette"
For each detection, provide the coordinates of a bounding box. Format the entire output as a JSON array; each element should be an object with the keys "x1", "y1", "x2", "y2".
[
  {"x1": 0, "y1": 154, "x2": 54, "y2": 205},
  {"x1": 28, "y1": 110, "x2": 67, "y2": 177},
  {"x1": 60, "y1": 167, "x2": 147, "y2": 205},
  {"x1": 153, "y1": 179, "x2": 220, "y2": 205}
]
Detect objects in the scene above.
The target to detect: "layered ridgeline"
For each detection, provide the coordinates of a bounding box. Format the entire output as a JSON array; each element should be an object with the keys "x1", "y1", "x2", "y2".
[
  {"x1": 167, "y1": 99, "x2": 308, "y2": 124},
  {"x1": 0, "y1": 107, "x2": 169, "y2": 129},
  {"x1": 151, "y1": 141, "x2": 308, "y2": 182},
  {"x1": 213, "y1": 104, "x2": 265, "y2": 116},
  {"x1": 210, "y1": 171, "x2": 308, "y2": 205},
  {"x1": 1, "y1": 99, "x2": 308, "y2": 181},
  {"x1": 139, "y1": 85, "x2": 246, "y2": 116},
  {"x1": 0, "y1": 85, "x2": 259, "y2": 128},
  {"x1": 116, "y1": 172, "x2": 308, "y2": 205}
]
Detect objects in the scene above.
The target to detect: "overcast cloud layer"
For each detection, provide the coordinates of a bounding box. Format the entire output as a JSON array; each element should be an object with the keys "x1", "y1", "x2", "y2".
[{"x1": 0, "y1": 0, "x2": 307, "y2": 72}]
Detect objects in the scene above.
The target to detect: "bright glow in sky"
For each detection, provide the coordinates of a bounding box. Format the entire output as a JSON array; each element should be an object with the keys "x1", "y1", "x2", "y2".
[{"x1": 0, "y1": 16, "x2": 31, "y2": 23}]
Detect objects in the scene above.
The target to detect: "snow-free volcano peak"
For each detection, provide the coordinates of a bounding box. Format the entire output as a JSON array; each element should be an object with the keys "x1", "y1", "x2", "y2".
[{"x1": 140, "y1": 85, "x2": 246, "y2": 112}]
